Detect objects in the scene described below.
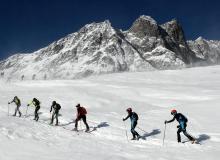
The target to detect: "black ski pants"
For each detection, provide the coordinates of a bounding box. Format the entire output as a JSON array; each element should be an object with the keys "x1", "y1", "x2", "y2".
[
  {"x1": 14, "y1": 104, "x2": 22, "y2": 116},
  {"x1": 131, "y1": 120, "x2": 140, "y2": 138},
  {"x1": 75, "y1": 115, "x2": 89, "y2": 130},
  {"x1": 177, "y1": 123, "x2": 194, "y2": 142},
  {"x1": 51, "y1": 111, "x2": 59, "y2": 125},
  {"x1": 34, "y1": 105, "x2": 40, "y2": 121}
]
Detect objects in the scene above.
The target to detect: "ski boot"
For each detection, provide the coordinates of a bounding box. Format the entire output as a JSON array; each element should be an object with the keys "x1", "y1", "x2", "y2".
[
  {"x1": 131, "y1": 137, "x2": 136, "y2": 140},
  {"x1": 137, "y1": 135, "x2": 141, "y2": 140},
  {"x1": 85, "y1": 128, "x2": 90, "y2": 132},
  {"x1": 191, "y1": 138, "x2": 196, "y2": 144}
]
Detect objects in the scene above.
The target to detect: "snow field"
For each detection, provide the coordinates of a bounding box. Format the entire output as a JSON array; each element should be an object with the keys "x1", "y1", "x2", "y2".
[{"x1": 0, "y1": 65, "x2": 220, "y2": 160}]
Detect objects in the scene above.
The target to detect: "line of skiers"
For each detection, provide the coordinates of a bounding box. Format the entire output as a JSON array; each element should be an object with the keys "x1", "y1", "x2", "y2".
[
  {"x1": 8, "y1": 96, "x2": 196, "y2": 143},
  {"x1": 8, "y1": 96, "x2": 90, "y2": 132}
]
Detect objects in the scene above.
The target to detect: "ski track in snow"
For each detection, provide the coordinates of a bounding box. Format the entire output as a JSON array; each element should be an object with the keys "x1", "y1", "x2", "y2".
[{"x1": 0, "y1": 66, "x2": 220, "y2": 160}]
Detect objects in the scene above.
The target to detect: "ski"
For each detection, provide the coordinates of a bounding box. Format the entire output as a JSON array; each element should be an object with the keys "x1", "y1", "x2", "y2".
[
  {"x1": 85, "y1": 127, "x2": 97, "y2": 133},
  {"x1": 182, "y1": 140, "x2": 201, "y2": 145}
]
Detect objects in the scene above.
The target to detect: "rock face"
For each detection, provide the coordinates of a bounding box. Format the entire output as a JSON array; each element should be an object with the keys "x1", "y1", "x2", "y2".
[
  {"x1": 125, "y1": 16, "x2": 197, "y2": 68},
  {"x1": 0, "y1": 15, "x2": 219, "y2": 80},
  {"x1": 129, "y1": 16, "x2": 159, "y2": 38}
]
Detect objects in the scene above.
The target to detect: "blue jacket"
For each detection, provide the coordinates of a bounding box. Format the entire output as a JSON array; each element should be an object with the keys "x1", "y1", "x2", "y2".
[
  {"x1": 167, "y1": 113, "x2": 188, "y2": 124},
  {"x1": 124, "y1": 112, "x2": 139, "y2": 122}
]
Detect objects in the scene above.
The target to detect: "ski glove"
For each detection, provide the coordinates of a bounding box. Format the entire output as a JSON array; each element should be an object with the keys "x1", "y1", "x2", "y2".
[{"x1": 164, "y1": 120, "x2": 167, "y2": 124}]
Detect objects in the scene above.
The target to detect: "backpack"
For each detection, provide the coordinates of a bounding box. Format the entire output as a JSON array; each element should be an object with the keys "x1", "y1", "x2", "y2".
[
  {"x1": 133, "y1": 112, "x2": 139, "y2": 121},
  {"x1": 179, "y1": 113, "x2": 188, "y2": 123},
  {"x1": 34, "y1": 99, "x2": 40, "y2": 106},
  {"x1": 15, "y1": 98, "x2": 21, "y2": 106},
  {"x1": 56, "y1": 104, "x2": 61, "y2": 110},
  {"x1": 80, "y1": 107, "x2": 87, "y2": 115}
]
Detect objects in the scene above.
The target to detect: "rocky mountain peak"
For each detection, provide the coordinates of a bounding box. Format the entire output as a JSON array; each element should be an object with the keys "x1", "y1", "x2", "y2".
[
  {"x1": 128, "y1": 15, "x2": 159, "y2": 38},
  {"x1": 194, "y1": 37, "x2": 208, "y2": 44},
  {"x1": 187, "y1": 36, "x2": 220, "y2": 64},
  {"x1": 139, "y1": 15, "x2": 157, "y2": 25},
  {"x1": 161, "y1": 19, "x2": 187, "y2": 46},
  {"x1": 196, "y1": 36, "x2": 204, "y2": 41}
]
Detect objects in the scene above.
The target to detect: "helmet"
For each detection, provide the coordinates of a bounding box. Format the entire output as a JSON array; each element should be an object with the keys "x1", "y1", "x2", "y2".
[
  {"x1": 14, "y1": 96, "x2": 18, "y2": 99},
  {"x1": 171, "y1": 109, "x2": 177, "y2": 115},
  {"x1": 33, "y1": 98, "x2": 37, "y2": 101},
  {"x1": 126, "y1": 108, "x2": 132, "y2": 113},
  {"x1": 76, "y1": 103, "x2": 80, "y2": 108}
]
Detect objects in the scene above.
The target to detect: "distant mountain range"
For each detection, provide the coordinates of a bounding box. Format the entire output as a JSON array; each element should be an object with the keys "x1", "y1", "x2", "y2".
[{"x1": 0, "y1": 15, "x2": 220, "y2": 80}]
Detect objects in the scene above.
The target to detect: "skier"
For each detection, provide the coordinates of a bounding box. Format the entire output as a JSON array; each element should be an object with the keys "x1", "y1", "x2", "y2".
[
  {"x1": 165, "y1": 109, "x2": 195, "y2": 143},
  {"x1": 27, "y1": 98, "x2": 41, "y2": 121},
  {"x1": 73, "y1": 104, "x2": 89, "y2": 132},
  {"x1": 123, "y1": 108, "x2": 141, "y2": 140},
  {"x1": 50, "y1": 101, "x2": 61, "y2": 126},
  {"x1": 8, "y1": 96, "x2": 22, "y2": 117}
]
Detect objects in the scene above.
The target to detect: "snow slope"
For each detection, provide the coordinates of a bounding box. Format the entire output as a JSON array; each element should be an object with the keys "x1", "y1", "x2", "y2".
[{"x1": 0, "y1": 65, "x2": 220, "y2": 160}]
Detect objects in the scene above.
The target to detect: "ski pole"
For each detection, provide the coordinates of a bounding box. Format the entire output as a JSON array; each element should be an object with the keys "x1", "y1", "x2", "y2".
[
  {"x1": 137, "y1": 126, "x2": 147, "y2": 133},
  {"x1": 80, "y1": 120, "x2": 82, "y2": 130},
  {"x1": 123, "y1": 121, "x2": 129, "y2": 142},
  {"x1": 50, "y1": 111, "x2": 52, "y2": 120},
  {"x1": 7, "y1": 103, "x2": 10, "y2": 116},
  {"x1": 88, "y1": 120, "x2": 99, "y2": 124},
  {"x1": 163, "y1": 123, "x2": 167, "y2": 146},
  {"x1": 25, "y1": 105, "x2": 29, "y2": 118}
]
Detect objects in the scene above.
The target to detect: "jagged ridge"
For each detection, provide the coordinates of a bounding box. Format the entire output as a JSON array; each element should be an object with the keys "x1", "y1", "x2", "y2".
[{"x1": 0, "y1": 15, "x2": 219, "y2": 80}]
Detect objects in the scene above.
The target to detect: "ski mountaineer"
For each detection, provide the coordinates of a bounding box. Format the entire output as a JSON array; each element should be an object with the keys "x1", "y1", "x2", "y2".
[
  {"x1": 123, "y1": 108, "x2": 141, "y2": 140},
  {"x1": 50, "y1": 101, "x2": 61, "y2": 126},
  {"x1": 27, "y1": 98, "x2": 41, "y2": 121},
  {"x1": 165, "y1": 109, "x2": 195, "y2": 143},
  {"x1": 8, "y1": 96, "x2": 22, "y2": 117},
  {"x1": 73, "y1": 104, "x2": 89, "y2": 132}
]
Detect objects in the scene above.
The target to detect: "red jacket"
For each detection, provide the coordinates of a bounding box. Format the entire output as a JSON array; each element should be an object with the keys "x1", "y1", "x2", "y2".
[{"x1": 76, "y1": 106, "x2": 87, "y2": 119}]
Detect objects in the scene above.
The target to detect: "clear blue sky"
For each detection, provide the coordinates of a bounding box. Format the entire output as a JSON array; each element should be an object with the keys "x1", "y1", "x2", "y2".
[{"x1": 0, "y1": 0, "x2": 219, "y2": 60}]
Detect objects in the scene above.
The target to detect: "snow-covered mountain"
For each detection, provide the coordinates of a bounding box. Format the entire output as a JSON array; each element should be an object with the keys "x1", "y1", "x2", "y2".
[
  {"x1": 188, "y1": 37, "x2": 220, "y2": 64},
  {"x1": 0, "y1": 15, "x2": 219, "y2": 80}
]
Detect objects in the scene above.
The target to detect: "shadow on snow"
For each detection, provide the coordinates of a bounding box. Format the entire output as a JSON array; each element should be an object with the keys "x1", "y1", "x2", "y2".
[
  {"x1": 138, "y1": 129, "x2": 161, "y2": 140},
  {"x1": 196, "y1": 134, "x2": 210, "y2": 143}
]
